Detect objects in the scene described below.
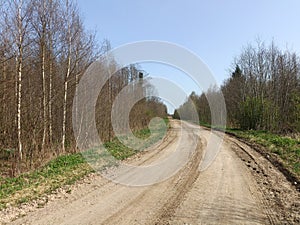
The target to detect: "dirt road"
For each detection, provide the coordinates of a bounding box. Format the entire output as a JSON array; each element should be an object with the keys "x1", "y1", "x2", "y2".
[{"x1": 6, "y1": 120, "x2": 300, "y2": 224}]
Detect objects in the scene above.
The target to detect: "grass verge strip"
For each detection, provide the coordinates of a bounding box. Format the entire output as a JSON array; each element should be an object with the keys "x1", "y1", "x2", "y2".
[{"x1": 0, "y1": 118, "x2": 169, "y2": 209}]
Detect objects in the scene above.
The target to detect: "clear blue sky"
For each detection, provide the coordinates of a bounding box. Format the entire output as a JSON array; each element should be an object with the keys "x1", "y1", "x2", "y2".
[{"x1": 77, "y1": 0, "x2": 300, "y2": 112}]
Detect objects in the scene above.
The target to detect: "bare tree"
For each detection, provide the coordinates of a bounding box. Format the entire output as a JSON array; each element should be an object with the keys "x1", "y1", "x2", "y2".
[
  {"x1": 0, "y1": 0, "x2": 168, "y2": 177},
  {"x1": 2, "y1": 0, "x2": 33, "y2": 173},
  {"x1": 61, "y1": 0, "x2": 75, "y2": 152}
]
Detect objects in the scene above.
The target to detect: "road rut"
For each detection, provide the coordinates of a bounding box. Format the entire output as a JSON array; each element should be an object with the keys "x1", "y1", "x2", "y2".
[{"x1": 5, "y1": 120, "x2": 300, "y2": 224}]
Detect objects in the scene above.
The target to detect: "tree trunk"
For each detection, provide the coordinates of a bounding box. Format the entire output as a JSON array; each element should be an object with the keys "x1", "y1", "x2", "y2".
[
  {"x1": 62, "y1": 7, "x2": 72, "y2": 152},
  {"x1": 16, "y1": 2, "x2": 24, "y2": 165},
  {"x1": 41, "y1": 41, "x2": 47, "y2": 150}
]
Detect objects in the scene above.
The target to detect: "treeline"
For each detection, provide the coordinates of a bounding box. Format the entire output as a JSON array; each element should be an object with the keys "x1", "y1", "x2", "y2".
[
  {"x1": 174, "y1": 40, "x2": 300, "y2": 133},
  {"x1": 0, "y1": 0, "x2": 167, "y2": 176},
  {"x1": 96, "y1": 65, "x2": 167, "y2": 142}
]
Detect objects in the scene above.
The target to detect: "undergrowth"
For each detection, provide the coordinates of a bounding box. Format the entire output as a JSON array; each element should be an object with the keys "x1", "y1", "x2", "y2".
[
  {"x1": 227, "y1": 129, "x2": 300, "y2": 177},
  {"x1": 0, "y1": 118, "x2": 169, "y2": 209}
]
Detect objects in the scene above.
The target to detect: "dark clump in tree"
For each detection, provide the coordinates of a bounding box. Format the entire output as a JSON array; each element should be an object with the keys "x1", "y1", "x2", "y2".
[{"x1": 173, "y1": 109, "x2": 180, "y2": 119}]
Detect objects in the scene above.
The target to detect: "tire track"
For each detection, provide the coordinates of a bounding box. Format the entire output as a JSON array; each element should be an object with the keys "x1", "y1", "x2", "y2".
[
  {"x1": 228, "y1": 137, "x2": 300, "y2": 224},
  {"x1": 101, "y1": 123, "x2": 202, "y2": 225},
  {"x1": 8, "y1": 120, "x2": 299, "y2": 225}
]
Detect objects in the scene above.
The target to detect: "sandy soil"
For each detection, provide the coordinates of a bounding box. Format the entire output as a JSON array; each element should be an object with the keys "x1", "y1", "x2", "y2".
[{"x1": 1, "y1": 120, "x2": 299, "y2": 225}]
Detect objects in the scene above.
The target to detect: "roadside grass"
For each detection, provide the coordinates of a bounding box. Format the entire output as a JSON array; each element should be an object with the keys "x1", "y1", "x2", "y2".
[
  {"x1": 227, "y1": 129, "x2": 300, "y2": 178},
  {"x1": 106, "y1": 118, "x2": 169, "y2": 161},
  {"x1": 0, "y1": 118, "x2": 169, "y2": 210},
  {"x1": 0, "y1": 154, "x2": 93, "y2": 210}
]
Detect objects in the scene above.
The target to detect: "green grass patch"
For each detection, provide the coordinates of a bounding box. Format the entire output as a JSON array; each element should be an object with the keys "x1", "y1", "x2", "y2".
[
  {"x1": 104, "y1": 140, "x2": 137, "y2": 160},
  {"x1": 0, "y1": 153, "x2": 93, "y2": 210},
  {"x1": 107, "y1": 118, "x2": 169, "y2": 160},
  {"x1": 0, "y1": 118, "x2": 169, "y2": 209},
  {"x1": 226, "y1": 128, "x2": 300, "y2": 177}
]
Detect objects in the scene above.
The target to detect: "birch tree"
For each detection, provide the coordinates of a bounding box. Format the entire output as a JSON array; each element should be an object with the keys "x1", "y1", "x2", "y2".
[
  {"x1": 4, "y1": 0, "x2": 33, "y2": 172},
  {"x1": 61, "y1": 0, "x2": 73, "y2": 152}
]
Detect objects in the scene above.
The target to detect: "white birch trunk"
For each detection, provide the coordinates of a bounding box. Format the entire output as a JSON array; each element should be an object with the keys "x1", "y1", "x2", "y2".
[
  {"x1": 16, "y1": 1, "x2": 23, "y2": 161},
  {"x1": 62, "y1": 3, "x2": 72, "y2": 152}
]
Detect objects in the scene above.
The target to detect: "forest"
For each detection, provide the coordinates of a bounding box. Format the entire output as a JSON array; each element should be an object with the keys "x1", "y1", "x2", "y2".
[
  {"x1": 1, "y1": 0, "x2": 299, "y2": 179},
  {"x1": 174, "y1": 40, "x2": 300, "y2": 134},
  {"x1": 0, "y1": 0, "x2": 167, "y2": 177}
]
